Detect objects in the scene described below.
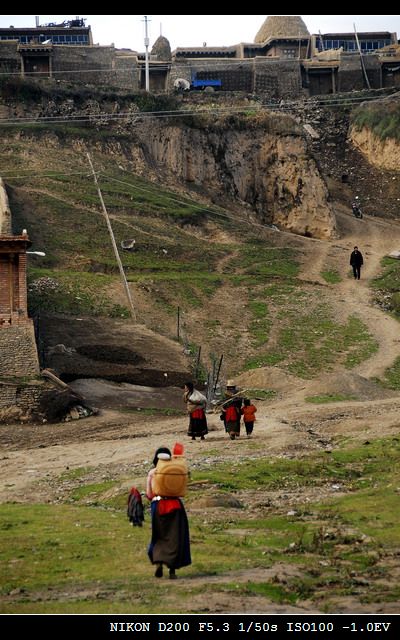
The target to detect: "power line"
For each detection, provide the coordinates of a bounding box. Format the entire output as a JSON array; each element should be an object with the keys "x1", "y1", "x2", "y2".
[
  {"x1": 1, "y1": 163, "x2": 278, "y2": 234},
  {"x1": 0, "y1": 170, "x2": 89, "y2": 179},
  {"x1": 0, "y1": 93, "x2": 384, "y2": 128},
  {"x1": 98, "y1": 172, "x2": 278, "y2": 233}
]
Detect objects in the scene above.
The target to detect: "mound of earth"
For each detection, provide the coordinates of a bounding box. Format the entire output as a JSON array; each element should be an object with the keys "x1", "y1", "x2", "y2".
[
  {"x1": 303, "y1": 371, "x2": 397, "y2": 402},
  {"x1": 69, "y1": 378, "x2": 185, "y2": 411},
  {"x1": 40, "y1": 312, "x2": 191, "y2": 387}
]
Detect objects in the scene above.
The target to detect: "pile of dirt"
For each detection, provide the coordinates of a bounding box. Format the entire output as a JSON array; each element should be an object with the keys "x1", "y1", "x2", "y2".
[
  {"x1": 69, "y1": 378, "x2": 185, "y2": 411},
  {"x1": 39, "y1": 312, "x2": 191, "y2": 387}
]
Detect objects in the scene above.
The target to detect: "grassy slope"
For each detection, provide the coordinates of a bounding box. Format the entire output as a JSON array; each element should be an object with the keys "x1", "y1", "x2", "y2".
[
  {"x1": 351, "y1": 97, "x2": 400, "y2": 142},
  {"x1": 1, "y1": 123, "x2": 379, "y2": 378}
]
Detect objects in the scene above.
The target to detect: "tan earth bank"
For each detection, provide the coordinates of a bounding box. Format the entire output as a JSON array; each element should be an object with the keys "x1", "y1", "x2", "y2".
[{"x1": 1, "y1": 208, "x2": 400, "y2": 613}]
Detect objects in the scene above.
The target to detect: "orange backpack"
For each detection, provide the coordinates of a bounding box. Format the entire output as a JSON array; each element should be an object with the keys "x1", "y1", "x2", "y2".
[{"x1": 152, "y1": 454, "x2": 188, "y2": 497}]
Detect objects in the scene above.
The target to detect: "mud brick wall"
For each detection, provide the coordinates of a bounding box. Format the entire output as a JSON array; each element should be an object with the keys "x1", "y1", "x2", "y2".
[
  {"x1": 338, "y1": 54, "x2": 365, "y2": 92},
  {"x1": 363, "y1": 56, "x2": 382, "y2": 89},
  {"x1": 0, "y1": 323, "x2": 39, "y2": 377},
  {"x1": 254, "y1": 59, "x2": 303, "y2": 98}
]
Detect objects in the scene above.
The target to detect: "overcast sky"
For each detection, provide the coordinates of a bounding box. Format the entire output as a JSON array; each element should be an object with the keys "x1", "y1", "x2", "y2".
[{"x1": 1, "y1": 15, "x2": 399, "y2": 51}]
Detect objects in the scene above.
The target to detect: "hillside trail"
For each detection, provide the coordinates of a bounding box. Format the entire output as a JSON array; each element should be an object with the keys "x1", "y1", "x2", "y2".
[{"x1": 283, "y1": 208, "x2": 400, "y2": 401}]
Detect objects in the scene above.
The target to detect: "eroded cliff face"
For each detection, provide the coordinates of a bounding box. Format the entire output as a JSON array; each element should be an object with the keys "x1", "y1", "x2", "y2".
[
  {"x1": 350, "y1": 126, "x2": 400, "y2": 172},
  {"x1": 0, "y1": 96, "x2": 337, "y2": 239},
  {"x1": 136, "y1": 114, "x2": 337, "y2": 239}
]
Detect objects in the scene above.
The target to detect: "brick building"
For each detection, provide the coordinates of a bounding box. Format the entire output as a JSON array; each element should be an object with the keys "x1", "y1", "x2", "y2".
[{"x1": 0, "y1": 179, "x2": 42, "y2": 417}]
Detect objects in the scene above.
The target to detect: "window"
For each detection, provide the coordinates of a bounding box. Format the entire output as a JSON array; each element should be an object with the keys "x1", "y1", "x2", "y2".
[{"x1": 283, "y1": 48, "x2": 296, "y2": 58}]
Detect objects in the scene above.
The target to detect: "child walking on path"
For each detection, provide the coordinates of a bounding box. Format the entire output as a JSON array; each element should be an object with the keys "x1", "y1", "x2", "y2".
[{"x1": 241, "y1": 398, "x2": 257, "y2": 437}]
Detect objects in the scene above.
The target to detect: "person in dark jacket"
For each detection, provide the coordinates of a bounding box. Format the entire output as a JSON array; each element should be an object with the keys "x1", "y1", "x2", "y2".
[{"x1": 350, "y1": 246, "x2": 364, "y2": 280}]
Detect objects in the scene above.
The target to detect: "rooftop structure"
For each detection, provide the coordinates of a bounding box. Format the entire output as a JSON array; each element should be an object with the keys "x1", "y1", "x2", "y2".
[{"x1": 0, "y1": 17, "x2": 92, "y2": 46}]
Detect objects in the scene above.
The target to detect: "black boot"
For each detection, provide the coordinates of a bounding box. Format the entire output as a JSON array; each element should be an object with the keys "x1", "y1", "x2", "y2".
[
  {"x1": 169, "y1": 568, "x2": 177, "y2": 580},
  {"x1": 155, "y1": 564, "x2": 163, "y2": 578}
]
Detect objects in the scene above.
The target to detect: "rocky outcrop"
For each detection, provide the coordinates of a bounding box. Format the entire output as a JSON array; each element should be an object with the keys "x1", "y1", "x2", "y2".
[
  {"x1": 137, "y1": 113, "x2": 336, "y2": 239},
  {"x1": 350, "y1": 126, "x2": 400, "y2": 172}
]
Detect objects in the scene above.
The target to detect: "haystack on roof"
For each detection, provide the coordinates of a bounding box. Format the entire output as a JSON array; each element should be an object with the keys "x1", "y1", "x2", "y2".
[
  {"x1": 151, "y1": 35, "x2": 171, "y2": 61},
  {"x1": 255, "y1": 16, "x2": 310, "y2": 44}
]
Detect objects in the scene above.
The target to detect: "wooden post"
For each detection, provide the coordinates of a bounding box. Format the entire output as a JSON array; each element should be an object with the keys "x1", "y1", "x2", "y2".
[
  {"x1": 214, "y1": 354, "x2": 223, "y2": 393},
  {"x1": 194, "y1": 345, "x2": 201, "y2": 380},
  {"x1": 87, "y1": 153, "x2": 136, "y2": 321}
]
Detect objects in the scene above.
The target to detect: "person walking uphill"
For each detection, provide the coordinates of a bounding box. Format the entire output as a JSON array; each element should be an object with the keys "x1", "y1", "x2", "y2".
[
  {"x1": 350, "y1": 246, "x2": 364, "y2": 280},
  {"x1": 183, "y1": 381, "x2": 208, "y2": 441},
  {"x1": 146, "y1": 446, "x2": 191, "y2": 579}
]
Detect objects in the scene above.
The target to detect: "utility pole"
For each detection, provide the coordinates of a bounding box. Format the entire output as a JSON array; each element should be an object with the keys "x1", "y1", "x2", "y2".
[
  {"x1": 354, "y1": 23, "x2": 371, "y2": 90},
  {"x1": 87, "y1": 153, "x2": 137, "y2": 321},
  {"x1": 144, "y1": 15, "x2": 150, "y2": 92}
]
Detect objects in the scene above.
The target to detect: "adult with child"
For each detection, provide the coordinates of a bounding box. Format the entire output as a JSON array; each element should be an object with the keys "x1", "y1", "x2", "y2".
[
  {"x1": 146, "y1": 446, "x2": 191, "y2": 580},
  {"x1": 221, "y1": 380, "x2": 243, "y2": 440}
]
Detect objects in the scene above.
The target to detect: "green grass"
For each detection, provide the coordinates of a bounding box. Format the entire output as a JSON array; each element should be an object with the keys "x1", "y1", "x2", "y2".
[
  {"x1": 351, "y1": 100, "x2": 400, "y2": 141},
  {"x1": 321, "y1": 270, "x2": 342, "y2": 284},
  {"x1": 380, "y1": 357, "x2": 400, "y2": 390},
  {"x1": 28, "y1": 269, "x2": 129, "y2": 318},
  {"x1": 306, "y1": 394, "x2": 357, "y2": 403},
  {"x1": 242, "y1": 388, "x2": 277, "y2": 401},
  {"x1": 120, "y1": 407, "x2": 186, "y2": 416},
  {"x1": 1, "y1": 437, "x2": 400, "y2": 612},
  {"x1": 244, "y1": 307, "x2": 378, "y2": 378}
]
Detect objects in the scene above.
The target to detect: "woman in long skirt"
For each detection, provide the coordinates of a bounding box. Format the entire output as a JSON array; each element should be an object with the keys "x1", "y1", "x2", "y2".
[{"x1": 146, "y1": 447, "x2": 191, "y2": 579}]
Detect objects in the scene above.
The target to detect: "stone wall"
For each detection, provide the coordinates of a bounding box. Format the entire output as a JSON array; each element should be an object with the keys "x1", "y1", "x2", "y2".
[
  {"x1": 0, "y1": 323, "x2": 39, "y2": 376},
  {"x1": 52, "y1": 45, "x2": 136, "y2": 89},
  {"x1": 169, "y1": 58, "x2": 303, "y2": 97},
  {"x1": 338, "y1": 53, "x2": 383, "y2": 92},
  {"x1": 254, "y1": 59, "x2": 303, "y2": 98},
  {"x1": 0, "y1": 380, "x2": 43, "y2": 411},
  {"x1": 0, "y1": 41, "x2": 20, "y2": 75}
]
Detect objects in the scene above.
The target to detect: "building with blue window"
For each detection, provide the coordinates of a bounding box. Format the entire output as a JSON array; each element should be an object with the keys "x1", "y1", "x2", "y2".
[
  {"x1": 313, "y1": 32, "x2": 395, "y2": 55},
  {"x1": 0, "y1": 18, "x2": 92, "y2": 46}
]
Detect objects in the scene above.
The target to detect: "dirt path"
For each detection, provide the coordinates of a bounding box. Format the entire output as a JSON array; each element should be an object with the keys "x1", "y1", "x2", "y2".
[{"x1": 299, "y1": 210, "x2": 400, "y2": 379}]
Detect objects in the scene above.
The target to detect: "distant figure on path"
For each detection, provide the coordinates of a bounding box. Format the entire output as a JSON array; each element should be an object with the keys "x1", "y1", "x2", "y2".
[{"x1": 350, "y1": 246, "x2": 364, "y2": 280}]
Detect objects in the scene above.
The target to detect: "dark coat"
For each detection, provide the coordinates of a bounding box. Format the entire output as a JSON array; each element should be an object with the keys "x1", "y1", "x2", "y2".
[
  {"x1": 350, "y1": 250, "x2": 364, "y2": 267},
  {"x1": 127, "y1": 487, "x2": 144, "y2": 526}
]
